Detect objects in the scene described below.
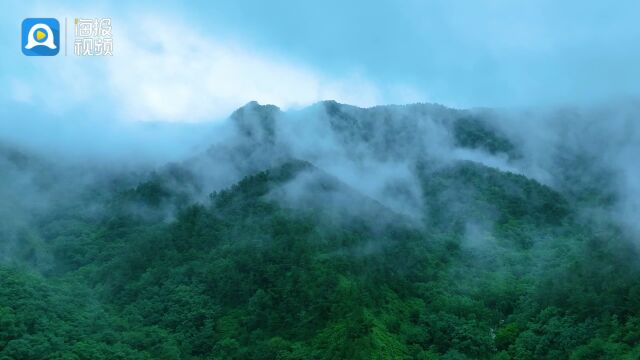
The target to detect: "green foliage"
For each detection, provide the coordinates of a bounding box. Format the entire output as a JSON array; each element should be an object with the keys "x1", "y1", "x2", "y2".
[
  {"x1": 2, "y1": 160, "x2": 639, "y2": 359},
  {"x1": 453, "y1": 116, "x2": 518, "y2": 157}
]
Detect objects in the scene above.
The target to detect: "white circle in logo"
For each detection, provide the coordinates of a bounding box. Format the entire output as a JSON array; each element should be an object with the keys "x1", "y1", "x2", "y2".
[{"x1": 25, "y1": 23, "x2": 56, "y2": 49}]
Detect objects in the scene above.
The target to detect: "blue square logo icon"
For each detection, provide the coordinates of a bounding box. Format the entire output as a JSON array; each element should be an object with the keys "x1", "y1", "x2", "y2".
[{"x1": 22, "y1": 18, "x2": 60, "y2": 56}]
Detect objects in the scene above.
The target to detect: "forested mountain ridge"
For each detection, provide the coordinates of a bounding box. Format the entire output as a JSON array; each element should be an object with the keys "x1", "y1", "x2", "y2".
[{"x1": 1, "y1": 101, "x2": 639, "y2": 359}]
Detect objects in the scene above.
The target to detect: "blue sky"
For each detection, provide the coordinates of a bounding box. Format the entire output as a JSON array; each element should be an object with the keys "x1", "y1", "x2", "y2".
[{"x1": 2, "y1": 0, "x2": 640, "y2": 125}]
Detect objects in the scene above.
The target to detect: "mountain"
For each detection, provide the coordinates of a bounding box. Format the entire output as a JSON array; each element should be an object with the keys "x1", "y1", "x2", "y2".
[{"x1": 1, "y1": 102, "x2": 639, "y2": 359}]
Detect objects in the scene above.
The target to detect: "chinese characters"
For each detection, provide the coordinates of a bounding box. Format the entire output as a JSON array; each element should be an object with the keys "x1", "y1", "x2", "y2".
[{"x1": 74, "y1": 18, "x2": 113, "y2": 56}]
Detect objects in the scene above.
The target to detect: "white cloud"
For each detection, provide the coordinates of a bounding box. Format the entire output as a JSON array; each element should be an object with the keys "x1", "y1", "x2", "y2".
[
  {"x1": 5, "y1": 3, "x2": 424, "y2": 122},
  {"x1": 105, "y1": 16, "x2": 394, "y2": 122}
]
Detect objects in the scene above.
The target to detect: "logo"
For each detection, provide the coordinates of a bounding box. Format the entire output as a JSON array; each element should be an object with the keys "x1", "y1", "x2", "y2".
[{"x1": 22, "y1": 18, "x2": 60, "y2": 56}]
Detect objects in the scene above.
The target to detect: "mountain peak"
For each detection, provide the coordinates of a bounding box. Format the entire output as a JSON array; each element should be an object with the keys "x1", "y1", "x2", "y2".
[{"x1": 231, "y1": 101, "x2": 281, "y2": 118}]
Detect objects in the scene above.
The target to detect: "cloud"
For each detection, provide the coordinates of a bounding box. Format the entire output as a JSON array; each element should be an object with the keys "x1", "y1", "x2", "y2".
[
  {"x1": 107, "y1": 16, "x2": 387, "y2": 122},
  {"x1": 4, "y1": 4, "x2": 424, "y2": 123},
  {"x1": 489, "y1": 102, "x2": 640, "y2": 238}
]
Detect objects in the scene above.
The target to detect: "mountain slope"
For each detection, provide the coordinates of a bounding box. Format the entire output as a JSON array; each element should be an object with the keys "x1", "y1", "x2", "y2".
[{"x1": 1, "y1": 102, "x2": 640, "y2": 359}]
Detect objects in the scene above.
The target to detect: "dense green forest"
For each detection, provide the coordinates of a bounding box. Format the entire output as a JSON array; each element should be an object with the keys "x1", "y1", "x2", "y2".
[{"x1": 1, "y1": 102, "x2": 640, "y2": 359}]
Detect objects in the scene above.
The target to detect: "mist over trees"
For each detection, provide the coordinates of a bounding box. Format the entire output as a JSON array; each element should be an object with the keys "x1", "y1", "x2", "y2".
[{"x1": 1, "y1": 100, "x2": 640, "y2": 359}]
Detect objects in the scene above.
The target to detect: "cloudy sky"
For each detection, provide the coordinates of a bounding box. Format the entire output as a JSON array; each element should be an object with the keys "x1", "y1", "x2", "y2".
[{"x1": 1, "y1": 0, "x2": 640, "y2": 124}]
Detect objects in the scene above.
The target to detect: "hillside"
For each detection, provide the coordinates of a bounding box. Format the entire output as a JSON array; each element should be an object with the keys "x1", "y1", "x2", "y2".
[{"x1": 1, "y1": 102, "x2": 639, "y2": 359}]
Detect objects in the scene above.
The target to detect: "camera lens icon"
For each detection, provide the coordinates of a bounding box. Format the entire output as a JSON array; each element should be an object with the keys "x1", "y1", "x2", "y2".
[{"x1": 22, "y1": 18, "x2": 60, "y2": 56}]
